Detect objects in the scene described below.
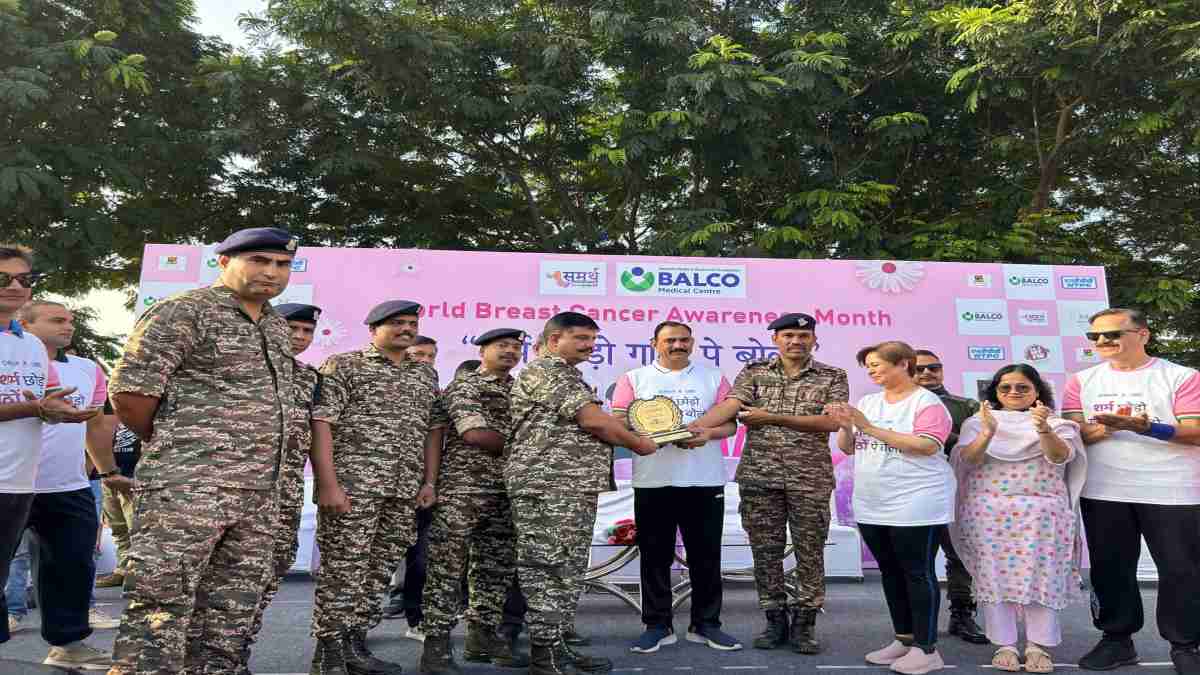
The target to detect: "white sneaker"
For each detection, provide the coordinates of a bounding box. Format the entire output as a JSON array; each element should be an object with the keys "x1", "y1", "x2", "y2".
[
  {"x1": 890, "y1": 647, "x2": 945, "y2": 674},
  {"x1": 89, "y1": 607, "x2": 122, "y2": 629},
  {"x1": 8, "y1": 614, "x2": 29, "y2": 635},
  {"x1": 43, "y1": 641, "x2": 112, "y2": 670},
  {"x1": 405, "y1": 625, "x2": 426, "y2": 643},
  {"x1": 866, "y1": 640, "x2": 912, "y2": 665}
]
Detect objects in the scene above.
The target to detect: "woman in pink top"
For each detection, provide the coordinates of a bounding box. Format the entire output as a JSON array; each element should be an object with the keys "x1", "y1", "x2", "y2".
[{"x1": 951, "y1": 364, "x2": 1085, "y2": 673}]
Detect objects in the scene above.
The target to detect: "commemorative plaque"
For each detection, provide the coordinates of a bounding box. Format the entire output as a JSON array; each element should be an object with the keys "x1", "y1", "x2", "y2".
[{"x1": 627, "y1": 395, "x2": 695, "y2": 446}]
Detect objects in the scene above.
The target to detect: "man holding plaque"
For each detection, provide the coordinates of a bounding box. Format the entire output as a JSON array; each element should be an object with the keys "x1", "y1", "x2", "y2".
[
  {"x1": 508, "y1": 311, "x2": 657, "y2": 675},
  {"x1": 692, "y1": 312, "x2": 848, "y2": 656},
  {"x1": 611, "y1": 321, "x2": 740, "y2": 654}
]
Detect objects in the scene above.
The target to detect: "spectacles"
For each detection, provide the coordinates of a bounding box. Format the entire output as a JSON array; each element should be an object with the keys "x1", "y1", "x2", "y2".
[
  {"x1": 1085, "y1": 330, "x2": 1139, "y2": 342},
  {"x1": 915, "y1": 364, "x2": 943, "y2": 373},
  {"x1": 997, "y1": 384, "x2": 1033, "y2": 394},
  {"x1": 0, "y1": 272, "x2": 45, "y2": 289}
]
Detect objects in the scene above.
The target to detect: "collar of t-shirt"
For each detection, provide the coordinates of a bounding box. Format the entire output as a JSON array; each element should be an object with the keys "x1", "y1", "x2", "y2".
[
  {"x1": 3, "y1": 319, "x2": 23, "y2": 336},
  {"x1": 651, "y1": 361, "x2": 695, "y2": 376}
]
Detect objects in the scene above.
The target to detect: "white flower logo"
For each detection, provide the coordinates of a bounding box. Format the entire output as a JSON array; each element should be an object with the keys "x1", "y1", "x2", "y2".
[
  {"x1": 314, "y1": 317, "x2": 348, "y2": 348},
  {"x1": 855, "y1": 260, "x2": 926, "y2": 294}
]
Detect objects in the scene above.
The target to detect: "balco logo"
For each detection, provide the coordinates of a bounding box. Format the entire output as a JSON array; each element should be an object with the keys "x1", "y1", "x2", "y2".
[
  {"x1": 961, "y1": 311, "x2": 1004, "y2": 322},
  {"x1": 1008, "y1": 275, "x2": 1051, "y2": 287},
  {"x1": 620, "y1": 266, "x2": 655, "y2": 292}
]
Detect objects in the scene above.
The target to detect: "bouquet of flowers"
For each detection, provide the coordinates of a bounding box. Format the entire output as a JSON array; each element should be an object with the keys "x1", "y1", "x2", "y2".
[{"x1": 603, "y1": 518, "x2": 637, "y2": 545}]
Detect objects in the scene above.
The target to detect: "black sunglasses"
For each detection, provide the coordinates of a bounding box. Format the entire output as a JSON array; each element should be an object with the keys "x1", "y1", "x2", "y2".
[
  {"x1": 915, "y1": 364, "x2": 943, "y2": 373},
  {"x1": 0, "y1": 272, "x2": 46, "y2": 289},
  {"x1": 1085, "y1": 330, "x2": 1139, "y2": 342}
]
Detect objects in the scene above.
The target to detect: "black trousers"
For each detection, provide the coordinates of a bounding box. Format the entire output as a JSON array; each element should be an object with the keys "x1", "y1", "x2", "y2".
[
  {"x1": 0, "y1": 489, "x2": 98, "y2": 646},
  {"x1": 859, "y1": 523, "x2": 944, "y2": 649},
  {"x1": 633, "y1": 485, "x2": 725, "y2": 630},
  {"x1": 1081, "y1": 498, "x2": 1200, "y2": 648},
  {"x1": 387, "y1": 506, "x2": 434, "y2": 627},
  {"x1": 937, "y1": 527, "x2": 975, "y2": 611}
]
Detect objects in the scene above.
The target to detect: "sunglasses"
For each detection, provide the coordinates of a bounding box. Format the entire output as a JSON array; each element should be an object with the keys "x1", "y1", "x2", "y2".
[
  {"x1": 1085, "y1": 330, "x2": 1139, "y2": 342},
  {"x1": 915, "y1": 364, "x2": 943, "y2": 373},
  {"x1": 0, "y1": 272, "x2": 45, "y2": 289},
  {"x1": 997, "y1": 384, "x2": 1034, "y2": 394}
]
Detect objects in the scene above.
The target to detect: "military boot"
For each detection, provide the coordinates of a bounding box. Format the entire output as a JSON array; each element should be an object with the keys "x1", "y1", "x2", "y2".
[
  {"x1": 788, "y1": 608, "x2": 822, "y2": 654},
  {"x1": 310, "y1": 637, "x2": 350, "y2": 675},
  {"x1": 343, "y1": 630, "x2": 404, "y2": 675},
  {"x1": 530, "y1": 640, "x2": 582, "y2": 675},
  {"x1": 752, "y1": 609, "x2": 789, "y2": 650},
  {"x1": 564, "y1": 641, "x2": 612, "y2": 673},
  {"x1": 418, "y1": 634, "x2": 461, "y2": 674},
  {"x1": 947, "y1": 608, "x2": 988, "y2": 644},
  {"x1": 463, "y1": 621, "x2": 530, "y2": 667}
]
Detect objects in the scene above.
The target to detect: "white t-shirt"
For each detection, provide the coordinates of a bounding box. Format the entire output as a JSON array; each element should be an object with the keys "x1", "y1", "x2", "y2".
[
  {"x1": 0, "y1": 324, "x2": 55, "y2": 494},
  {"x1": 852, "y1": 387, "x2": 955, "y2": 526},
  {"x1": 612, "y1": 361, "x2": 732, "y2": 488},
  {"x1": 1062, "y1": 358, "x2": 1200, "y2": 505},
  {"x1": 36, "y1": 355, "x2": 107, "y2": 493}
]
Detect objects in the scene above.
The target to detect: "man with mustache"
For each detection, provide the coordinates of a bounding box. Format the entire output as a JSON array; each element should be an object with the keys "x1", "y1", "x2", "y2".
[
  {"x1": 612, "y1": 321, "x2": 740, "y2": 655},
  {"x1": 692, "y1": 313, "x2": 848, "y2": 656},
  {"x1": 240, "y1": 302, "x2": 324, "y2": 673},
  {"x1": 912, "y1": 349, "x2": 986, "y2": 645},
  {"x1": 308, "y1": 300, "x2": 445, "y2": 675},
  {"x1": 507, "y1": 312, "x2": 657, "y2": 674},
  {"x1": 419, "y1": 328, "x2": 530, "y2": 673},
  {"x1": 107, "y1": 227, "x2": 299, "y2": 674}
]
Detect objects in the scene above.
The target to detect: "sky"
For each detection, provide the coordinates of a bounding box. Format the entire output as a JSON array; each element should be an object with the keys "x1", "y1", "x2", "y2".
[{"x1": 76, "y1": 1, "x2": 266, "y2": 341}]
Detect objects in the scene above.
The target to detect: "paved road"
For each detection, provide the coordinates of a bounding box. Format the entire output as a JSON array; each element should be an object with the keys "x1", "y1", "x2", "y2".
[{"x1": 1, "y1": 576, "x2": 1176, "y2": 674}]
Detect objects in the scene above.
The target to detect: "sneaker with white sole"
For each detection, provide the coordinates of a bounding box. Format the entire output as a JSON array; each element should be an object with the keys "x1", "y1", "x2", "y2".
[
  {"x1": 43, "y1": 641, "x2": 111, "y2": 670},
  {"x1": 890, "y1": 646, "x2": 945, "y2": 675},
  {"x1": 405, "y1": 625, "x2": 426, "y2": 643},
  {"x1": 89, "y1": 607, "x2": 122, "y2": 629},
  {"x1": 630, "y1": 625, "x2": 676, "y2": 654},
  {"x1": 866, "y1": 640, "x2": 912, "y2": 665},
  {"x1": 686, "y1": 625, "x2": 743, "y2": 651}
]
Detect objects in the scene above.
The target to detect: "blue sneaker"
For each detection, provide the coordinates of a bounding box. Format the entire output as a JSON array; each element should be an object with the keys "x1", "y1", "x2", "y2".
[
  {"x1": 630, "y1": 625, "x2": 676, "y2": 653},
  {"x1": 687, "y1": 625, "x2": 743, "y2": 651}
]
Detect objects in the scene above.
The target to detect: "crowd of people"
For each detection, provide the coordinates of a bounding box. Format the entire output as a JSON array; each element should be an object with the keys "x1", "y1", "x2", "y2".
[{"x1": 0, "y1": 228, "x2": 1197, "y2": 675}]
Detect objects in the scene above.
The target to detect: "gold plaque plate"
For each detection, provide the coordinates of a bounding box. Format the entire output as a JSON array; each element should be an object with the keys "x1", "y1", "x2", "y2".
[{"x1": 628, "y1": 396, "x2": 695, "y2": 446}]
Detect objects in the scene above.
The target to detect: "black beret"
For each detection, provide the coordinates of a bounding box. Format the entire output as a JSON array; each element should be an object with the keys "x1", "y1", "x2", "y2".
[
  {"x1": 213, "y1": 227, "x2": 299, "y2": 256},
  {"x1": 276, "y1": 303, "x2": 322, "y2": 324},
  {"x1": 364, "y1": 300, "x2": 422, "y2": 326},
  {"x1": 473, "y1": 328, "x2": 526, "y2": 346},
  {"x1": 767, "y1": 312, "x2": 817, "y2": 331}
]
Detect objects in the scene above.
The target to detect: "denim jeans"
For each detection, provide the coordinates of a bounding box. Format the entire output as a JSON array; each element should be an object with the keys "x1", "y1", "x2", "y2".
[{"x1": 5, "y1": 532, "x2": 31, "y2": 619}]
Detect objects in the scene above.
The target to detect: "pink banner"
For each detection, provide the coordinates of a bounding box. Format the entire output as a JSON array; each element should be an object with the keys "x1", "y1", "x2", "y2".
[{"x1": 139, "y1": 247, "x2": 1108, "y2": 532}]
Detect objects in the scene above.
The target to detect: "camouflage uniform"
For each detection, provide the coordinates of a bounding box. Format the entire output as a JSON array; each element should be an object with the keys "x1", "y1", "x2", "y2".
[
  {"x1": 730, "y1": 358, "x2": 849, "y2": 611},
  {"x1": 506, "y1": 356, "x2": 610, "y2": 644},
  {"x1": 107, "y1": 285, "x2": 293, "y2": 675},
  {"x1": 247, "y1": 361, "x2": 321, "y2": 646},
  {"x1": 309, "y1": 344, "x2": 443, "y2": 639},
  {"x1": 422, "y1": 367, "x2": 518, "y2": 636}
]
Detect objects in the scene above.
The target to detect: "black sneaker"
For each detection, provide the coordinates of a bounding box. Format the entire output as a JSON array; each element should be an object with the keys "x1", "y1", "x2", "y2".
[
  {"x1": 1171, "y1": 646, "x2": 1200, "y2": 675},
  {"x1": 1079, "y1": 638, "x2": 1139, "y2": 671}
]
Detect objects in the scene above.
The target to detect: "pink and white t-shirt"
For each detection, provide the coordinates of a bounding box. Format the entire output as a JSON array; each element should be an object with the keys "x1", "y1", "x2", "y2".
[
  {"x1": 0, "y1": 323, "x2": 58, "y2": 493},
  {"x1": 852, "y1": 387, "x2": 955, "y2": 526},
  {"x1": 35, "y1": 354, "x2": 108, "y2": 493},
  {"x1": 612, "y1": 361, "x2": 732, "y2": 488},
  {"x1": 1062, "y1": 358, "x2": 1200, "y2": 505}
]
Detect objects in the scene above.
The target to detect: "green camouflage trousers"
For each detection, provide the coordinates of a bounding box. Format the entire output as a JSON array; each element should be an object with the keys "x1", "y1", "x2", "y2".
[
  {"x1": 738, "y1": 486, "x2": 831, "y2": 611},
  {"x1": 108, "y1": 485, "x2": 276, "y2": 675},
  {"x1": 510, "y1": 492, "x2": 597, "y2": 643},
  {"x1": 311, "y1": 495, "x2": 415, "y2": 638},
  {"x1": 422, "y1": 490, "x2": 518, "y2": 635},
  {"x1": 245, "y1": 465, "x2": 307, "y2": 648}
]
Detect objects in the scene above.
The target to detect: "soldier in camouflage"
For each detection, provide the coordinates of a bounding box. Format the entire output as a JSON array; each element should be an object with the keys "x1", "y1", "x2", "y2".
[
  {"x1": 913, "y1": 349, "x2": 987, "y2": 644},
  {"x1": 693, "y1": 313, "x2": 849, "y2": 655},
  {"x1": 507, "y1": 312, "x2": 657, "y2": 675},
  {"x1": 418, "y1": 328, "x2": 530, "y2": 674},
  {"x1": 238, "y1": 303, "x2": 326, "y2": 673},
  {"x1": 308, "y1": 299, "x2": 446, "y2": 675},
  {"x1": 106, "y1": 227, "x2": 299, "y2": 675}
]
